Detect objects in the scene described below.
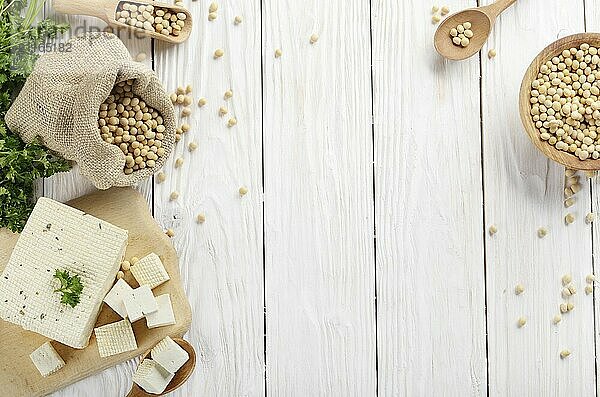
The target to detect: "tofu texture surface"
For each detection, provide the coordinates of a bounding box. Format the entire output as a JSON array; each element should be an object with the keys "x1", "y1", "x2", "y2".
[
  {"x1": 29, "y1": 341, "x2": 65, "y2": 377},
  {"x1": 132, "y1": 358, "x2": 174, "y2": 394},
  {"x1": 123, "y1": 285, "x2": 158, "y2": 322},
  {"x1": 131, "y1": 252, "x2": 170, "y2": 289},
  {"x1": 103, "y1": 278, "x2": 133, "y2": 319},
  {"x1": 146, "y1": 294, "x2": 176, "y2": 328},
  {"x1": 0, "y1": 198, "x2": 128, "y2": 348},
  {"x1": 94, "y1": 319, "x2": 138, "y2": 358},
  {"x1": 151, "y1": 336, "x2": 189, "y2": 373}
]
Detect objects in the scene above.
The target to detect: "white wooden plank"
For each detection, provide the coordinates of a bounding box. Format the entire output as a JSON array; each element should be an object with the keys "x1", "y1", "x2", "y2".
[
  {"x1": 41, "y1": 2, "x2": 152, "y2": 396},
  {"x1": 371, "y1": 1, "x2": 487, "y2": 395},
  {"x1": 153, "y1": 0, "x2": 265, "y2": 395},
  {"x1": 482, "y1": 1, "x2": 595, "y2": 395},
  {"x1": 262, "y1": 0, "x2": 376, "y2": 395},
  {"x1": 584, "y1": 2, "x2": 600, "y2": 395},
  {"x1": 592, "y1": 186, "x2": 600, "y2": 396}
]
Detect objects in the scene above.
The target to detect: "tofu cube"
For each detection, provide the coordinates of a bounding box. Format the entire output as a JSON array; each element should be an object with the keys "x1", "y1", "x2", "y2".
[
  {"x1": 130, "y1": 253, "x2": 170, "y2": 289},
  {"x1": 132, "y1": 359, "x2": 174, "y2": 394},
  {"x1": 94, "y1": 319, "x2": 138, "y2": 358},
  {"x1": 145, "y1": 294, "x2": 176, "y2": 328},
  {"x1": 29, "y1": 341, "x2": 65, "y2": 377},
  {"x1": 103, "y1": 279, "x2": 133, "y2": 319},
  {"x1": 123, "y1": 285, "x2": 158, "y2": 322},
  {"x1": 151, "y1": 336, "x2": 189, "y2": 373}
]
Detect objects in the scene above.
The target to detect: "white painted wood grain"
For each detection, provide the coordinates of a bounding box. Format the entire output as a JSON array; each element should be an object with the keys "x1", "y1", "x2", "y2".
[
  {"x1": 482, "y1": 1, "x2": 595, "y2": 395},
  {"x1": 262, "y1": 0, "x2": 376, "y2": 395},
  {"x1": 153, "y1": 1, "x2": 265, "y2": 396},
  {"x1": 371, "y1": 1, "x2": 487, "y2": 395},
  {"x1": 25, "y1": 1, "x2": 600, "y2": 396}
]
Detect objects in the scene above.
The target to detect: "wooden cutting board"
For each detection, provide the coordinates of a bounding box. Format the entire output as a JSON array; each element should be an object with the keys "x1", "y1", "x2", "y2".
[{"x1": 0, "y1": 188, "x2": 192, "y2": 397}]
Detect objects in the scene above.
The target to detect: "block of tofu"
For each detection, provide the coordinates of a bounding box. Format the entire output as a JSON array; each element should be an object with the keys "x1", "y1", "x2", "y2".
[
  {"x1": 103, "y1": 279, "x2": 133, "y2": 319},
  {"x1": 130, "y1": 253, "x2": 170, "y2": 289},
  {"x1": 151, "y1": 336, "x2": 189, "y2": 373},
  {"x1": 94, "y1": 319, "x2": 137, "y2": 358},
  {"x1": 29, "y1": 341, "x2": 65, "y2": 377},
  {"x1": 132, "y1": 359, "x2": 174, "y2": 394},
  {"x1": 0, "y1": 197, "x2": 128, "y2": 349},
  {"x1": 145, "y1": 294, "x2": 176, "y2": 328},
  {"x1": 123, "y1": 285, "x2": 158, "y2": 322}
]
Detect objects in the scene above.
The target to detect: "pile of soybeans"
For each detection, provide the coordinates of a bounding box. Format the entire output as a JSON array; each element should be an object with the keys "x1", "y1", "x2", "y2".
[
  {"x1": 529, "y1": 43, "x2": 600, "y2": 161},
  {"x1": 98, "y1": 80, "x2": 166, "y2": 174}
]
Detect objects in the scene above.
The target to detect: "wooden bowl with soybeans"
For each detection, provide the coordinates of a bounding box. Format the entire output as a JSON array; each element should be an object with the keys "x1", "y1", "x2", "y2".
[{"x1": 520, "y1": 33, "x2": 600, "y2": 171}]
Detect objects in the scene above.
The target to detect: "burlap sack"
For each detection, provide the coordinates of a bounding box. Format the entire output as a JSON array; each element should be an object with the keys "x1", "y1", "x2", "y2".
[{"x1": 6, "y1": 32, "x2": 176, "y2": 189}]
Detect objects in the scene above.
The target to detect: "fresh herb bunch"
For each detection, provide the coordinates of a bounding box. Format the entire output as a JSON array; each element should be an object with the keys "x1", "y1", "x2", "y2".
[
  {"x1": 0, "y1": 0, "x2": 70, "y2": 232},
  {"x1": 53, "y1": 269, "x2": 83, "y2": 308}
]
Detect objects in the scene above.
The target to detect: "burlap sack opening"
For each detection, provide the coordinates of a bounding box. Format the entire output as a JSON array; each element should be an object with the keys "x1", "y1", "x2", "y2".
[{"x1": 6, "y1": 32, "x2": 176, "y2": 190}]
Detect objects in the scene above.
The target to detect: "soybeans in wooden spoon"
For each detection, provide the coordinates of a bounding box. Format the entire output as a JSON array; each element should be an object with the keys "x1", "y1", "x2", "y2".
[
  {"x1": 434, "y1": 0, "x2": 516, "y2": 61},
  {"x1": 53, "y1": 0, "x2": 192, "y2": 44}
]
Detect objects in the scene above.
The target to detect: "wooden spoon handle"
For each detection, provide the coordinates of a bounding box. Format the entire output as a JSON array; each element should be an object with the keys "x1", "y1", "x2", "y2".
[
  {"x1": 483, "y1": 0, "x2": 517, "y2": 19},
  {"x1": 125, "y1": 386, "x2": 148, "y2": 397},
  {"x1": 53, "y1": 0, "x2": 111, "y2": 21}
]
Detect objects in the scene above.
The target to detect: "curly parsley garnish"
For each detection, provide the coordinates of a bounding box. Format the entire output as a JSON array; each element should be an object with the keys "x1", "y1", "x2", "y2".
[{"x1": 53, "y1": 269, "x2": 83, "y2": 308}]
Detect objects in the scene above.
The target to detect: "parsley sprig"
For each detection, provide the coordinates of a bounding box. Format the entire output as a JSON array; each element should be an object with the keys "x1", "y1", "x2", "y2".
[
  {"x1": 53, "y1": 269, "x2": 83, "y2": 308},
  {"x1": 0, "y1": 0, "x2": 71, "y2": 232}
]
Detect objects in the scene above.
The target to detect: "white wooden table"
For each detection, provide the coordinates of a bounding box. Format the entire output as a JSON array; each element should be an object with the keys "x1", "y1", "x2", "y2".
[{"x1": 40, "y1": 0, "x2": 600, "y2": 395}]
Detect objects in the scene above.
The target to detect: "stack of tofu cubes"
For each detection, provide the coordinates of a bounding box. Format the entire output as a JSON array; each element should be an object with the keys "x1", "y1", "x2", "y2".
[
  {"x1": 96, "y1": 253, "x2": 175, "y2": 359},
  {"x1": 133, "y1": 336, "x2": 190, "y2": 394},
  {"x1": 96, "y1": 250, "x2": 189, "y2": 393}
]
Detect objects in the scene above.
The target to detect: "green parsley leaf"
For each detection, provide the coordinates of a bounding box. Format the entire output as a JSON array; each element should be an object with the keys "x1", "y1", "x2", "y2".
[{"x1": 53, "y1": 269, "x2": 83, "y2": 308}]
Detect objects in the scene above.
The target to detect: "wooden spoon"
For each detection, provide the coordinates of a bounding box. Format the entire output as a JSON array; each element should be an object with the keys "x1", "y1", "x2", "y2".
[
  {"x1": 434, "y1": 0, "x2": 516, "y2": 61},
  {"x1": 126, "y1": 338, "x2": 196, "y2": 397},
  {"x1": 53, "y1": 0, "x2": 192, "y2": 44},
  {"x1": 520, "y1": 33, "x2": 600, "y2": 171}
]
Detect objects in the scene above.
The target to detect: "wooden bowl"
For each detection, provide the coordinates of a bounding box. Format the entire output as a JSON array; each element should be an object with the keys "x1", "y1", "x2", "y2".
[
  {"x1": 519, "y1": 33, "x2": 600, "y2": 170},
  {"x1": 127, "y1": 338, "x2": 196, "y2": 396}
]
